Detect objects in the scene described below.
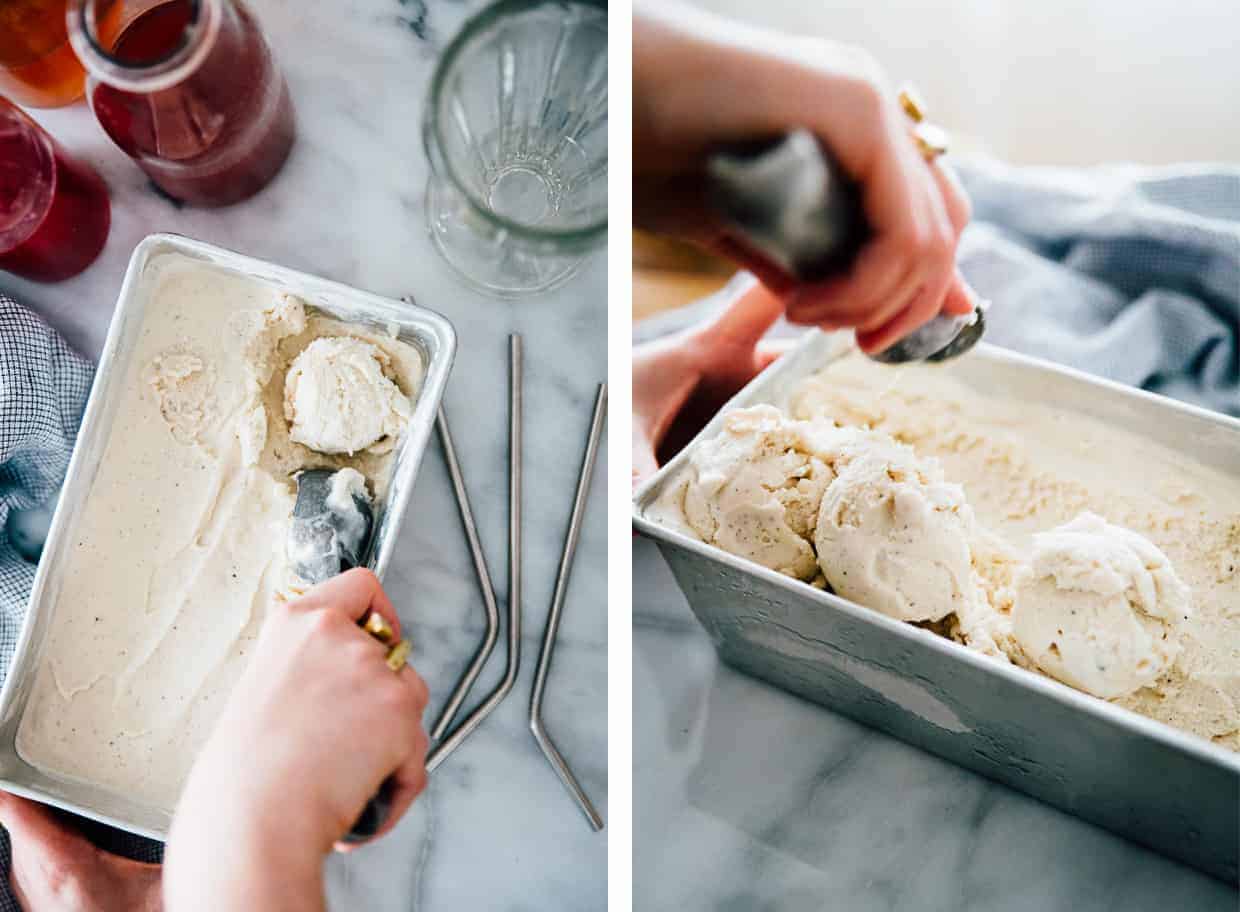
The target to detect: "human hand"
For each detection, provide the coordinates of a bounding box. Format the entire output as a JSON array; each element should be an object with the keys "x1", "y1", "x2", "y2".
[
  {"x1": 634, "y1": 4, "x2": 977, "y2": 354},
  {"x1": 164, "y1": 569, "x2": 429, "y2": 911},
  {"x1": 633, "y1": 277, "x2": 792, "y2": 485},
  {"x1": 0, "y1": 791, "x2": 161, "y2": 912}
]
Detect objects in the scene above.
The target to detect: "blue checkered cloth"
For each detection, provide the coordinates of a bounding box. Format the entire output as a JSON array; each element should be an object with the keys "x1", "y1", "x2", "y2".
[
  {"x1": 637, "y1": 160, "x2": 1240, "y2": 418},
  {"x1": 0, "y1": 293, "x2": 162, "y2": 909}
]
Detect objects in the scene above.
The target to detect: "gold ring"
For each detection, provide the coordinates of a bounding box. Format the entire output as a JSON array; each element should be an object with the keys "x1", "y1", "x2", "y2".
[
  {"x1": 897, "y1": 84, "x2": 928, "y2": 123},
  {"x1": 385, "y1": 639, "x2": 411, "y2": 672},
  {"x1": 362, "y1": 611, "x2": 395, "y2": 644},
  {"x1": 912, "y1": 122, "x2": 950, "y2": 162},
  {"x1": 897, "y1": 84, "x2": 949, "y2": 162}
]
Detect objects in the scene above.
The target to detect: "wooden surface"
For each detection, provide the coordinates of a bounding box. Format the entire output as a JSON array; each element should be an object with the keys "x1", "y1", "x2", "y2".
[
  {"x1": 633, "y1": 269, "x2": 730, "y2": 322},
  {"x1": 633, "y1": 231, "x2": 732, "y2": 322}
]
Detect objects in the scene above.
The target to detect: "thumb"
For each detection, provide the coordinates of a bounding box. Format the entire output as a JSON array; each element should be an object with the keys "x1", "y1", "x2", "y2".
[
  {"x1": 633, "y1": 425, "x2": 660, "y2": 489},
  {"x1": 701, "y1": 275, "x2": 786, "y2": 351},
  {"x1": 753, "y1": 337, "x2": 795, "y2": 373}
]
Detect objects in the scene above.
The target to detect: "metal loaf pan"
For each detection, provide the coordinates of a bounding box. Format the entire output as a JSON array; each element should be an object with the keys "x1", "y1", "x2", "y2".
[
  {"x1": 633, "y1": 330, "x2": 1240, "y2": 884},
  {"x1": 0, "y1": 233, "x2": 456, "y2": 839}
]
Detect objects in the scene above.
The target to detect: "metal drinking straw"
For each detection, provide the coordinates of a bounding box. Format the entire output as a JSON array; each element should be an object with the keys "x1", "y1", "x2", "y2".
[
  {"x1": 427, "y1": 333, "x2": 522, "y2": 772},
  {"x1": 529, "y1": 383, "x2": 606, "y2": 830}
]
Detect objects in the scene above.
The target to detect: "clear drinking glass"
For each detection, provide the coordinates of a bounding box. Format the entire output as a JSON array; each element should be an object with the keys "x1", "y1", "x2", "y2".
[{"x1": 423, "y1": 0, "x2": 607, "y2": 297}]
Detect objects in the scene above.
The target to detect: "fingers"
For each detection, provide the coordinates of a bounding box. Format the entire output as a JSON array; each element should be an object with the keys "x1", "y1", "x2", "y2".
[
  {"x1": 941, "y1": 269, "x2": 979, "y2": 317},
  {"x1": 928, "y1": 158, "x2": 972, "y2": 235},
  {"x1": 633, "y1": 428, "x2": 660, "y2": 488},
  {"x1": 790, "y1": 137, "x2": 959, "y2": 339},
  {"x1": 0, "y1": 792, "x2": 104, "y2": 912},
  {"x1": 856, "y1": 270, "x2": 949, "y2": 354},
  {"x1": 754, "y1": 338, "x2": 794, "y2": 372},
  {"x1": 290, "y1": 568, "x2": 402, "y2": 638},
  {"x1": 632, "y1": 336, "x2": 703, "y2": 478},
  {"x1": 334, "y1": 664, "x2": 430, "y2": 851},
  {"x1": 0, "y1": 791, "x2": 82, "y2": 855},
  {"x1": 782, "y1": 146, "x2": 918, "y2": 329},
  {"x1": 362, "y1": 723, "x2": 430, "y2": 845},
  {"x1": 702, "y1": 277, "x2": 785, "y2": 346}
]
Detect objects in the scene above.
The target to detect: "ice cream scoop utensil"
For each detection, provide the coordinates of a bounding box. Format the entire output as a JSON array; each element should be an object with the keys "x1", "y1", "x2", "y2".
[
  {"x1": 428, "y1": 404, "x2": 502, "y2": 740},
  {"x1": 706, "y1": 129, "x2": 984, "y2": 363},
  {"x1": 289, "y1": 468, "x2": 392, "y2": 842},
  {"x1": 288, "y1": 468, "x2": 374, "y2": 584},
  {"x1": 427, "y1": 333, "x2": 524, "y2": 772},
  {"x1": 530, "y1": 383, "x2": 606, "y2": 831}
]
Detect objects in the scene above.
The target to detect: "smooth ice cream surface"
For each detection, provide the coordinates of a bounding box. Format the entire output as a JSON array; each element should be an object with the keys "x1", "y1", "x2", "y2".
[
  {"x1": 814, "y1": 444, "x2": 982, "y2": 624},
  {"x1": 648, "y1": 350, "x2": 1239, "y2": 750},
  {"x1": 1013, "y1": 512, "x2": 1190, "y2": 699},
  {"x1": 16, "y1": 254, "x2": 423, "y2": 812},
  {"x1": 284, "y1": 337, "x2": 411, "y2": 455}
]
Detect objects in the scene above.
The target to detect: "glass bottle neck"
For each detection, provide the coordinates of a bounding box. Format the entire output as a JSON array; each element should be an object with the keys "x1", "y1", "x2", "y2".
[{"x1": 68, "y1": 0, "x2": 233, "y2": 93}]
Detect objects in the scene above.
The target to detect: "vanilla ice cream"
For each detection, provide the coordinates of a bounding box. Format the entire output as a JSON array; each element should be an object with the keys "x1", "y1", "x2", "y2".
[
  {"x1": 671, "y1": 405, "x2": 840, "y2": 580},
  {"x1": 284, "y1": 337, "x2": 411, "y2": 455},
  {"x1": 1012, "y1": 512, "x2": 1191, "y2": 699},
  {"x1": 16, "y1": 253, "x2": 423, "y2": 811},
  {"x1": 648, "y1": 347, "x2": 1239, "y2": 750},
  {"x1": 814, "y1": 443, "x2": 983, "y2": 624},
  {"x1": 784, "y1": 352, "x2": 1236, "y2": 749}
]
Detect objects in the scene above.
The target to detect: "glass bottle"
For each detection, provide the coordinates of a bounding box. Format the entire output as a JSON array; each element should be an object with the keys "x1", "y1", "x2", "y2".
[
  {"x1": 0, "y1": 96, "x2": 111, "y2": 282},
  {"x1": 0, "y1": 0, "x2": 87, "y2": 108},
  {"x1": 67, "y1": 0, "x2": 295, "y2": 206}
]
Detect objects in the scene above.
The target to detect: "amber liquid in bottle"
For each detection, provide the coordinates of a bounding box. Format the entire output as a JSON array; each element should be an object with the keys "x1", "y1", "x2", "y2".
[{"x1": 0, "y1": 0, "x2": 87, "y2": 108}]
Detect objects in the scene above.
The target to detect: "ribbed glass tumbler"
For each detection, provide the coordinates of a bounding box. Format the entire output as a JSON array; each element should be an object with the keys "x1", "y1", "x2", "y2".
[{"x1": 423, "y1": 0, "x2": 607, "y2": 297}]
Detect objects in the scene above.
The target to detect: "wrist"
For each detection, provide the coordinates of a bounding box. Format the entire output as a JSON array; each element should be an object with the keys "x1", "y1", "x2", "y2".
[
  {"x1": 167, "y1": 795, "x2": 326, "y2": 912},
  {"x1": 167, "y1": 749, "x2": 332, "y2": 912}
]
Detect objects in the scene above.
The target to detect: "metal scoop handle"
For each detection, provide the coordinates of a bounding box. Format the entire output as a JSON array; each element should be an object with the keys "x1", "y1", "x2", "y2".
[
  {"x1": 289, "y1": 468, "x2": 392, "y2": 844},
  {"x1": 707, "y1": 129, "x2": 982, "y2": 362},
  {"x1": 707, "y1": 129, "x2": 868, "y2": 282}
]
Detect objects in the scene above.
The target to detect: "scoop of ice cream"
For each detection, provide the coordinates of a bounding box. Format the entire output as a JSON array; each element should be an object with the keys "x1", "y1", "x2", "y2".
[
  {"x1": 814, "y1": 442, "x2": 982, "y2": 623},
  {"x1": 284, "y1": 337, "x2": 412, "y2": 455},
  {"x1": 1011, "y1": 512, "x2": 1192, "y2": 699},
  {"x1": 682, "y1": 405, "x2": 840, "y2": 580}
]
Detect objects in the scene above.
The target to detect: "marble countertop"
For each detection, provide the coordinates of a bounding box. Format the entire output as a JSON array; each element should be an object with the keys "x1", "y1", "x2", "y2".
[
  {"x1": 9, "y1": 1, "x2": 606, "y2": 908},
  {"x1": 634, "y1": 538, "x2": 1237, "y2": 911}
]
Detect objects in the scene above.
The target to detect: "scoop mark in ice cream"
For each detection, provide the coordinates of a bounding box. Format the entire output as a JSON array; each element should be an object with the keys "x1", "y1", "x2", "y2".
[{"x1": 144, "y1": 351, "x2": 217, "y2": 445}]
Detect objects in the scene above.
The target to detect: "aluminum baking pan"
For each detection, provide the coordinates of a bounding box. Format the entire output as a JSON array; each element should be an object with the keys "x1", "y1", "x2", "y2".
[
  {"x1": 0, "y1": 233, "x2": 456, "y2": 839},
  {"x1": 633, "y1": 330, "x2": 1240, "y2": 884}
]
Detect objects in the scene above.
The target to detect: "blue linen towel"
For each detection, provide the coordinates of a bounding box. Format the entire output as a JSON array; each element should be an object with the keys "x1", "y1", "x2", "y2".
[
  {"x1": 0, "y1": 292, "x2": 162, "y2": 908},
  {"x1": 637, "y1": 159, "x2": 1240, "y2": 418},
  {"x1": 953, "y1": 158, "x2": 1239, "y2": 416}
]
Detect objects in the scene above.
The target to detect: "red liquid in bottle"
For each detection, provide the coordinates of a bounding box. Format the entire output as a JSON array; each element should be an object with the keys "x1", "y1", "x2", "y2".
[
  {"x1": 90, "y1": 0, "x2": 295, "y2": 206},
  {"x1": 0, "y1": 102, "x2": 111, "y2": 283}
]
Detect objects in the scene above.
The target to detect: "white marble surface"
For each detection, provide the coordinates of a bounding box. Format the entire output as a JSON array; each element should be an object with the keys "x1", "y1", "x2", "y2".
[
  {"x1": 633, "y1": 538, "x2": 1237, "y2": 911},
  {"x1": 7, "y1": 2, "x2": 606, "y2": 908}
]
